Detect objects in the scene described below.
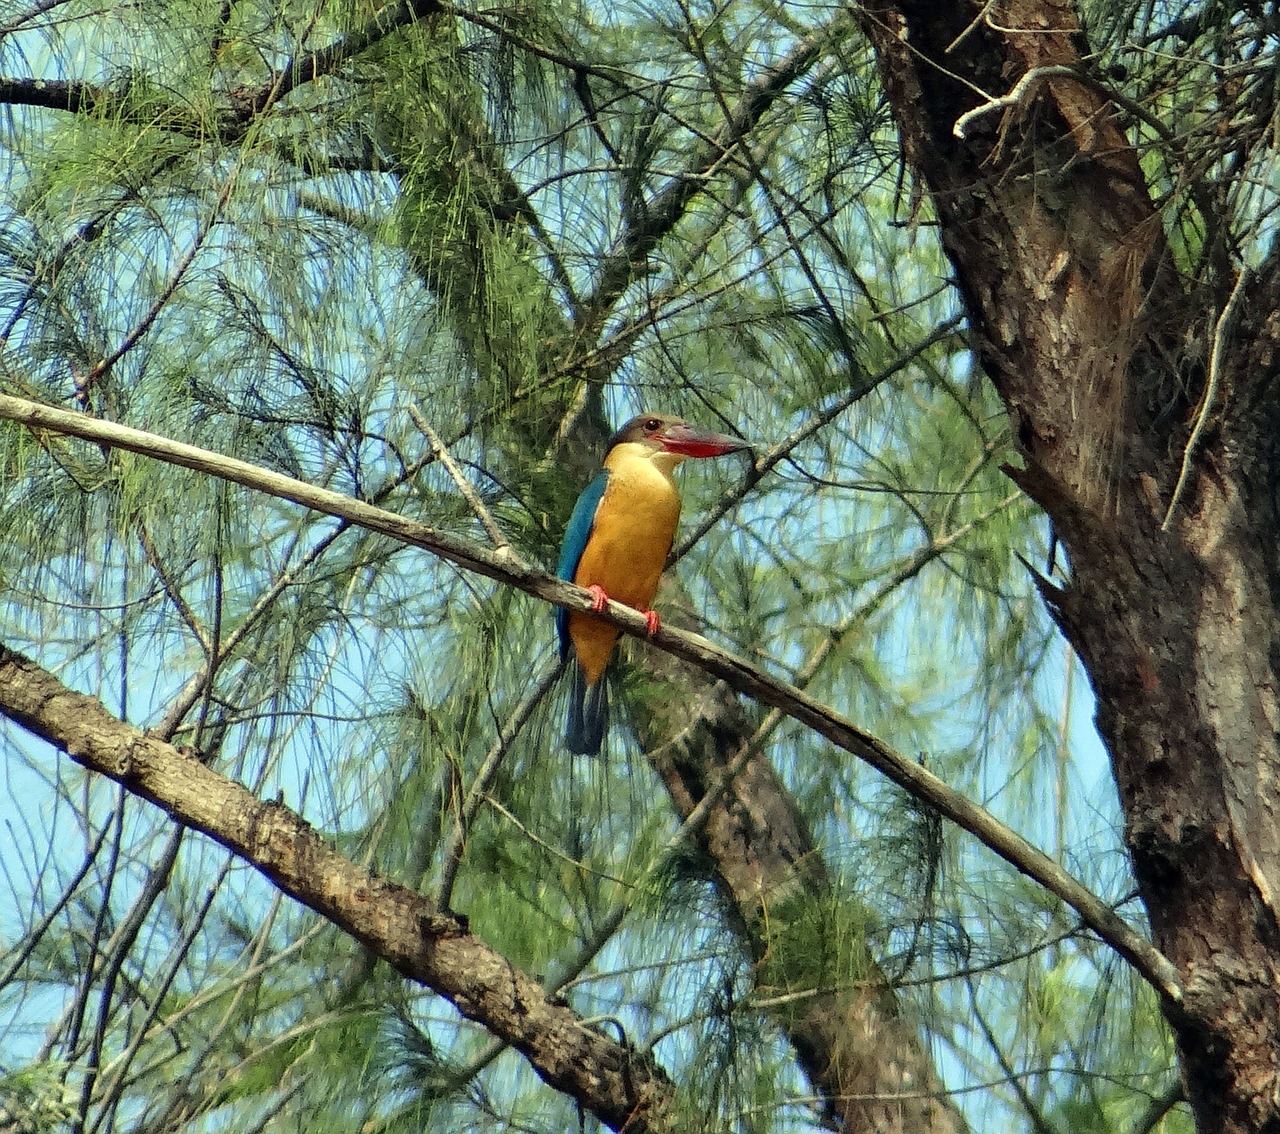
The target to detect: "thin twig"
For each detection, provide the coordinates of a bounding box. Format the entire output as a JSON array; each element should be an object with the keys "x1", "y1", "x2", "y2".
[
  {"x1": 954, "y1": 65, "x2": 1081, "y2": 139},
  {"x1": 1161, "y1": 266, "x2": 1250, "y2": 531},
  {"x1": 407, "y1": 405, "x2": 512, "y2": 553},
  {"x1": 675, "y1": 316, "x2": 965, "y2": 558},
  {"x1": 0, "y1": 824, "x2": 111, "y2": 990},
  {"x1": 436, "y1": 663, "x2": 561, "y2": 910},
  {"x1": 78, "y1": 173, "x2": 236, "y2": 400},
  {"x1": 945, "y1": 1, "x2": 998, "y2": 54}
]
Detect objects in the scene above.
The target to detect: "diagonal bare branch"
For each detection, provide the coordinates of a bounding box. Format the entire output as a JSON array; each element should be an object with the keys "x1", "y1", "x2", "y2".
[
  {"x1": 0, "y1": 392, "x2": 1184, "y2": 1007},
  {"x1": 0, "y1": 644, "x2": 673, "y2": 1133}
]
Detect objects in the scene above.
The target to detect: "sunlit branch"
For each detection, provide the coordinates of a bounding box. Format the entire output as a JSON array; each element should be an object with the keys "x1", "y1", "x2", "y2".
[
  {"x1": 0, "y1": 393, "x2": 1184, "y2": 1007},
  {"x1": 408, "y1": 405, "x2": 510, "y2": 553},
  {"x1": 1161, "y1": 264, "x2": 1251, "y2": 531}
]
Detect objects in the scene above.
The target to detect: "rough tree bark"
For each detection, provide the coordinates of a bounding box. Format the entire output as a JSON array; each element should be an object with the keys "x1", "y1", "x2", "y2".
[{"x1": 857, "y1": 2, "x2": 1280, "y2": 1130}]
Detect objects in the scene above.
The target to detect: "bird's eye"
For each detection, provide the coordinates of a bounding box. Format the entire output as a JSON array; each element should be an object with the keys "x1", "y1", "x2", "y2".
[{"x1": 644, "y1": 418, "x2": 661, "y2": 432}]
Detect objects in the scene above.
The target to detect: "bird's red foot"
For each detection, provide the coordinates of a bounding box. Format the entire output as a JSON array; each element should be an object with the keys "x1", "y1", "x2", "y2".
[
  {"x1": 586, "y1": 584, "x2": 609, "y2": 612},
  {"x1": 643, "y1": 609, "x2": 660, "y2": 635}
]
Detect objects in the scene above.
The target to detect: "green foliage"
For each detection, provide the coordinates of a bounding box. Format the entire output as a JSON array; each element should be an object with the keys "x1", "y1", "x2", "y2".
[{"x1": 0, "y1": 0, "x2": 1243, "y2": 1131}]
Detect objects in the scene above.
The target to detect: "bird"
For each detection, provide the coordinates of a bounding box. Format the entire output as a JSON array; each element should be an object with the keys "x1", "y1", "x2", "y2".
[{"x1": 556, "y1": 412, "x2": 750, "y2": 754}]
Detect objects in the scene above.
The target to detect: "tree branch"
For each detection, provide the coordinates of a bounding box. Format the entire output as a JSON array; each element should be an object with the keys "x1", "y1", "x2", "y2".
[
  {"x1": 241, "y1": 0, "x2": 444, "y2": 122},
  {"x1": 0, "y1": 644, "x2": 672, "y2": 1133},
  {"x1": 0, "y1": 76, "x2": 103, "y2": 114},
  {"x1": 583, "y1": 13, "x2": 855, "y2": 324},
  {"x1": 0, "y1": 0, "x2": 443, "y2": 140},
  {"x1": 0, "y1": 392, "x2": 1184, "y2": 1007}
]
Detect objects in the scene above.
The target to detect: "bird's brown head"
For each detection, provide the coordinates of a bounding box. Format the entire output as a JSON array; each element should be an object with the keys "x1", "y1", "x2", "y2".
[{"x1": 609, "y1": 413, "x2": 749, "y2": 460}]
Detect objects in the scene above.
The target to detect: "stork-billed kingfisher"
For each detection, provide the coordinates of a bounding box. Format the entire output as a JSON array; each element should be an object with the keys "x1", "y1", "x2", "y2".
[{"x1": 556, "y1": 412, "x2": 749, "y2": 755}]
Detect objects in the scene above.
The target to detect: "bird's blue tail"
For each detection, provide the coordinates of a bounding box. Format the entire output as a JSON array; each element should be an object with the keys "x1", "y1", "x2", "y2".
[{"x1": 566, "y1": 665, "x2": 609, "y2": 755}]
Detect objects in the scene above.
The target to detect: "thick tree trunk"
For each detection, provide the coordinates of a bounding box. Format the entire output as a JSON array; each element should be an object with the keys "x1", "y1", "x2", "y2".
[{"x1": 858, "y1": 2, "x2": 1280, "y2": 1130}]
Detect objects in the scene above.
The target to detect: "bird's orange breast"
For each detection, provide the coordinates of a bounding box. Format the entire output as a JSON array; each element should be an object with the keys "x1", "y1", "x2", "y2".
[{"x1": 570, "y1": 454, "x2": 682, "y2": 684}]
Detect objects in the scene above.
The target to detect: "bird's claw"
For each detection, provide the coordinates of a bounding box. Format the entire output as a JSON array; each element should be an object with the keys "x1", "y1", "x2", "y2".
[{"x1": 583, "y1": 586, "x2": 657, "y2": 634}]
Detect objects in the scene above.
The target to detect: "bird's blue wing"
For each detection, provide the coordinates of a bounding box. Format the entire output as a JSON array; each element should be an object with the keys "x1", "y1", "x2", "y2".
[{"x1": 556, "y1": 470, "x2": 609, "y2": 661}]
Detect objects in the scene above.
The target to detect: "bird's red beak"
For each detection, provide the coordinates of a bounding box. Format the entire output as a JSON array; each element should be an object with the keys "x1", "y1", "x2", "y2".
[{"x1": 659, "y1": 422, "x2": 751, "y2": 458}]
